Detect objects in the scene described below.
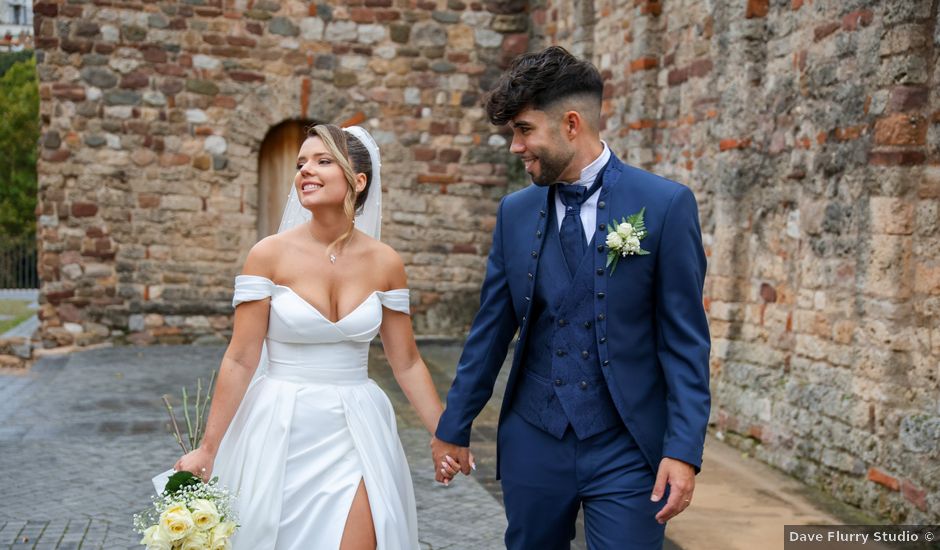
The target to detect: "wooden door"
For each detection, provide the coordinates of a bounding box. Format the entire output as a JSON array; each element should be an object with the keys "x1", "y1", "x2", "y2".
[{"x1": 258, "y1": 120, "x2": 313, "y2": 239}]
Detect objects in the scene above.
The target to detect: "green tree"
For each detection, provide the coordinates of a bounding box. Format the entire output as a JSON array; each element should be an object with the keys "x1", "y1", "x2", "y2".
[
  {"x1": 0, "y1": 53, "x2": 39, "y2": 239},
  {"x1": 0, "y1": 50, "x2": 33, "y2": 78}
]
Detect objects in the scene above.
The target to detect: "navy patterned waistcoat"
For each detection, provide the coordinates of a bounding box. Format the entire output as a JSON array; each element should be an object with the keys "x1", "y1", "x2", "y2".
[{"x1": 511, "y1": 194, "x2": 622, "y2": 440}]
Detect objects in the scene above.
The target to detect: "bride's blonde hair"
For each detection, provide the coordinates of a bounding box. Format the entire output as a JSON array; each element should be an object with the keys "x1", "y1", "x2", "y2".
[{"x1": 305, "y1": 124, "x2": 372, "y2": 258}]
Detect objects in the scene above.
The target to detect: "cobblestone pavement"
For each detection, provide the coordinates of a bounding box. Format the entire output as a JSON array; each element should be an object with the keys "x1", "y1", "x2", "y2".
[
  {"x1": 0, "y1": 345, "x2": 496, "y2": 549},
  {"x1": 0, "y1": 344, "x2": 510, "y2": 550},
  {"x1": 0, "y1": 342, "x2": 689, "y2": 550}
]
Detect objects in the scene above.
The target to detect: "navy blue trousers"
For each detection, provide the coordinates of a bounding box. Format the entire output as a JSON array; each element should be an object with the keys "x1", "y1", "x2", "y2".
[{"x1": 499, "y1": 410, "x2": 666, "y2": 550}]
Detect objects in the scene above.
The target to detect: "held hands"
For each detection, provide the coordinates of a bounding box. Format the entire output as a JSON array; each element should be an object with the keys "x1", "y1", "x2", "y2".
[
  {"x1": 174, "y1": 447, "x2": 216, "y2": 483},
  {"x1": 430, "y1": 436, "x2": 475, "y2": 486},
  {"x1": 651, "y1": 457, "x2": 696, "y2": 524}
]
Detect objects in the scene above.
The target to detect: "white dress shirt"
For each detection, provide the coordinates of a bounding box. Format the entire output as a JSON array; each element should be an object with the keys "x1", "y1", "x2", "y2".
[{"x1": 554, "y1": 142, "x2": 611, "y2": 243}]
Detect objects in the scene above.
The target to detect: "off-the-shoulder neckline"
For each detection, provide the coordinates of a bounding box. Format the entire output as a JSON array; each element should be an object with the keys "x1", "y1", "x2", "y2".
[{"x1": 236, "y1": 275, "x2": 407, "y2": 324}]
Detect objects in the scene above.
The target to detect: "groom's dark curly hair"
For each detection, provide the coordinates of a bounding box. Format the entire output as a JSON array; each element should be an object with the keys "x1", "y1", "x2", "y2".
[{"x1": 483, "y1": 46, "x2": 604, "y2": 126}]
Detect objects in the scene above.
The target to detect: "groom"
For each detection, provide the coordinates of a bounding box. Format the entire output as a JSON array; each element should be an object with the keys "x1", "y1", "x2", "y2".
[{"x1": 432, "y1": 46, "x2": 711, "y2": 549}]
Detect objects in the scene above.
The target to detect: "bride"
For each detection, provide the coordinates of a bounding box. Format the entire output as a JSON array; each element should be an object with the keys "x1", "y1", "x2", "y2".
[{"x1": 174, "y1": 124, "x2": 467, "y2": 549}]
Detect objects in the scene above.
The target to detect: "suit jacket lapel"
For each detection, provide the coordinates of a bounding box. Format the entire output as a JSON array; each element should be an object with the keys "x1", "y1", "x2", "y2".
[
  {"x1": 518, "y1": 185, "x2": 551, "y2": 336},
  {"x1": 592, "y1": 155, "x2": 624, "y2": 370}
]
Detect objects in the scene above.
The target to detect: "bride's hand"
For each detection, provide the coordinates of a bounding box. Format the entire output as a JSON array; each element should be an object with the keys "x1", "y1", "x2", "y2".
[
  {"x1": 440, "y1": 449, "x2": 476, "y2": 481},
  {"x1": 174, "y1": 447, "x2": 216, "y2": 482}
]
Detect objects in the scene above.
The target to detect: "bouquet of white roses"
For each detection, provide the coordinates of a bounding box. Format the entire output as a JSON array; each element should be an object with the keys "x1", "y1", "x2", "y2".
[
  {"x1": 134, "y1": 470, "x2": 237, "y2": 550},
  {"x1": 135, "y1": 372, "x2": 237, "y2": 549}
]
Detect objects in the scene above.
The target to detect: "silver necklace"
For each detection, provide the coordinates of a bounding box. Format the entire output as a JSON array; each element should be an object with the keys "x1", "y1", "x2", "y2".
[{"x1": 307, "y1": 223, "x2": 340, "y2": 264}]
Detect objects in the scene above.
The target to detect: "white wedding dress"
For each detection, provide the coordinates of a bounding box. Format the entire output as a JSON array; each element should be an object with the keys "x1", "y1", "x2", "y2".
[{"x1": 212, "y1": 275, "x2": 419, "y2": 550}]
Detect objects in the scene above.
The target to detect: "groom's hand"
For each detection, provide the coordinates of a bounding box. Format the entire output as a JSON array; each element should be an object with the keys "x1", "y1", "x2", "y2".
[
  {"x1": 430, "y1": 436, "x2": 472, "y2": 484},
  {"x1": 651, "y1": 457, "x2": 696, "y2": 524}
]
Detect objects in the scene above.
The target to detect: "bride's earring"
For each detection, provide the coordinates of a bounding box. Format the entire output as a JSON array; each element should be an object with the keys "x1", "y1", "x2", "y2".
[{"x1": 330, "y1": 254, "x2": 337, "y2": 264}]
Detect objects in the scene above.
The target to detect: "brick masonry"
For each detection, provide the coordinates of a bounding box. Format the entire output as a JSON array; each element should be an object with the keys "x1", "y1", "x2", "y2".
[
  {"x1": 33, "y1": 0, "x2": 939, "y2": 527},
  {"x1": 533, "y1": 0, "x2": 939, "y2": 525}
]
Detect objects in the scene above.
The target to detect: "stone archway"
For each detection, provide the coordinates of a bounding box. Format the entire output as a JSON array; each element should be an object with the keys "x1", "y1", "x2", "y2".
[
  {"x1": 223, "y1": 76, "x2": 364, "y2": 266},
  {"x1": 257, "y1": 119, "x2": 315, "y2": 239}
]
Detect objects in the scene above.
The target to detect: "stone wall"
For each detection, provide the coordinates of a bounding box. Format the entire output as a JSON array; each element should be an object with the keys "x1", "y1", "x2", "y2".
[
  {"x1": 34, "y1": 0, "x2": 529, "y2": 346},
  {"x1": 0, "y1": 336, "x2": 31, "y2": 368},
  {"x1": 534, "y1": 0, "x2": 939, "y2": 524}
]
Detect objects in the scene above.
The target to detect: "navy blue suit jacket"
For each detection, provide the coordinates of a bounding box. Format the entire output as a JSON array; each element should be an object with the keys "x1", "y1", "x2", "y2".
[{"x1": 436, "y1": 153, "x2": 711, "y2": 476}]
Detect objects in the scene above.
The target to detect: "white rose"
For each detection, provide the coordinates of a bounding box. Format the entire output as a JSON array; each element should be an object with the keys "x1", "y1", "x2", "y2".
[
  {"x1": 181, "y1": 530, "x2": 209, "y2": 550},
  {"x1": 212, "y1": 521, "x2": 237, "y2": 540},
  {"x1": 605, "y1": 232, "x2": 623, "y2": 250},
  {"x1": 159, "y1": 503, "x2": 195, "y2": 541},
  {"x1": 616, "y1": 222, "x2": 634, "y2": 239},
  {"x1": 191, "y1": 498, "x2": 220, "y2": 531},
  {"x1": 210, "y1": 533, "x2": 232, "y2": 550},
  {"x1": 210, "y1": 521, "x2": 236, "y2": 550},
  {"x1": 627, "y1": 236, "x2": 641, "y2": 251},
  {"x1": 212, "y1": 521, "x2": 237, "y2": 550},
  {"x1": 140, "y1": 524, "x2": 173, "y2": 550}
]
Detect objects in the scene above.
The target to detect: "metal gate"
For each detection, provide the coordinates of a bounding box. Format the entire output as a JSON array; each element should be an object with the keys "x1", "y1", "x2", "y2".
[{"x1": 0, "y1": 235, "x2": 38, "y2": 289}]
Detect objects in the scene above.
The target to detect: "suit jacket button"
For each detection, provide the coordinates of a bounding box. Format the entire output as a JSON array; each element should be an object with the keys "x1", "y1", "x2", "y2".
[
  {"x1": 579, "y1": 381, "x2": 588, "y2": 389},
  {"x1": 598, "y1": 201, "x2": 606, "y2": 209},
  {"x1": 528, "y1": 273, "x2": 534, "y2": 279},
  {"x1": 556, "y1": 349, "x2": 566, "y2": 356},
  {"x1": 537, "y1": 230, "x2": 542, "y2": 238},
  {"x1": 599, "y1": 336, "x2": 607, "y2": 343},
  {"x1": 531, "y1": 251, "x2": 538, "y2": 258},
  {"x1": 596, "y1": 268, "x2": 604, "y2": 276},
  {"x1": 558, "y1": 319, "x2": 567, "y2": 327},
  {"x1": 602, "y1": 360, "x2": 610, "y2": 366},
  {"x1": 597, "y1": 292, "x2": 605, "y2": 299},
  {"x1": 584, "y1": 321, "x2": 592, "y2": 328},
  {"x1": 540, "y1": 210, "x2": 546, "y2": 217},
  {"x1": 599, "y1": 223, "x2": 606, "y2": 230},
  {"x1": 554, "y1": 379, "x2": 563, "y2": 386},
  {"x1": 597, "y1": 313, "x2": 605, "y2": 321},
  {"x1": 581, "y1": 350, "x2": 589, "y2": 359},
  {"x1": 597, "y1": 245, "x2": 605, "y2": 253}
]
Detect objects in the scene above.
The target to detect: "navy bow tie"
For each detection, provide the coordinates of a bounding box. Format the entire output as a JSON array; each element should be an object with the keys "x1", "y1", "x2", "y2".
[{"x1": 557, "y1": 184, "x2": 589, "y2": 214}]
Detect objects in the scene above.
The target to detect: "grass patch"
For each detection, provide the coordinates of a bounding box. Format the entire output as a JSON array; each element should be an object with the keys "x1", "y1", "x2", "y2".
[{"x1": 0, "y1": 300, "x2": 35, "y2": 334}]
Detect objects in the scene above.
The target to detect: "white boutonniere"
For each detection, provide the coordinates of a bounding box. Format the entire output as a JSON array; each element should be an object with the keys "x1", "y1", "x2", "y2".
[{"x1": 605, "y1": 207, "x2": 649, "y2": 275}]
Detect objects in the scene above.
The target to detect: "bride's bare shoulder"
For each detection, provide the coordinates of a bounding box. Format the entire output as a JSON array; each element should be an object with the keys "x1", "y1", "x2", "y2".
[
  {"x1": 243, "y1": 229, "x2": 300, "y2": 277},
  {"x1": 356, "y1": 233, "x2": 407, "y2": 287}
]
